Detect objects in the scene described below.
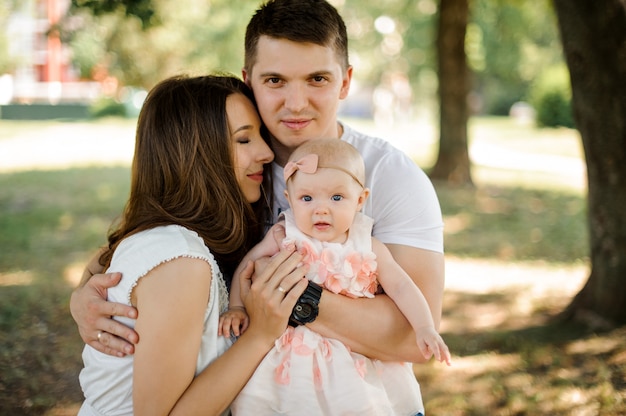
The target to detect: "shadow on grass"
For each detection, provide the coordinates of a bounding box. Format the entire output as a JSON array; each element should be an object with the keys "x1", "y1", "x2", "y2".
[
  {"x1": 419, "y1": 289, "x2": 626, "y2": 415},
  {"x1": 434, "y1": 181, "x2": 588, "y2": 263},
  {"x1": 0, "y1": 166, "x2": 130, "y2": 414},
  {"x1": 0, "y1": 283, "x2": 84, "y2": 414},
  {"x1": 444, "y1": 294, "x2": 590, "y2": 356},
  {"x1": 0, "y1": 166, "x2": 622, "y2": 415}
]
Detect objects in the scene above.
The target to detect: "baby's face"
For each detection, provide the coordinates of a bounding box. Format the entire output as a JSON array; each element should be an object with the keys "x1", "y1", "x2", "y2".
[{"x1": 286, "y1": 168, "x2": 366, "y2": 243}]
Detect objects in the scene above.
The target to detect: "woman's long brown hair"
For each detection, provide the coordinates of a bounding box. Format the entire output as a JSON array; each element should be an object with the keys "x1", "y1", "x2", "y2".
[{"x1": 100, "y1": 75, "x2": 271, "y2": 282}]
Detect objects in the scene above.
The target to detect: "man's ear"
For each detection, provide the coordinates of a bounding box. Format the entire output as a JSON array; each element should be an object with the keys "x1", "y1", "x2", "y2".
[
  {"x1": 339, "y1": 65, "x2": 353, "y2": 100},
  {"x1": 242, "y1": 68, "x2": 250, "y2": 85},
  {"x1": 357, "y1": 187, "x2": 370, "y2": 211}
]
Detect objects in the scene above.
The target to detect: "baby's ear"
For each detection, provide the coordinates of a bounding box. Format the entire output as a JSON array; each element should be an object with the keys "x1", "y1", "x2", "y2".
[
  {"x1": 284, "y1": 190, "x2": 289, "y2": 199},
  {"x1": 357, "y1": 188, "x2": 370, "y2": 210}
]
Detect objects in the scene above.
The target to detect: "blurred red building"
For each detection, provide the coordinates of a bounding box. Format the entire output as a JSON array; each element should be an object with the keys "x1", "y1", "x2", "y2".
[{"x1": 2, "y1": 0, "x2": 100, "y2": 105}]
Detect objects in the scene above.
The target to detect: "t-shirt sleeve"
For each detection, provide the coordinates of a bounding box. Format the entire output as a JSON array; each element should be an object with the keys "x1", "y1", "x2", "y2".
[{"x1": 366, "y1": 150, "x2": 444, "y2": 253}]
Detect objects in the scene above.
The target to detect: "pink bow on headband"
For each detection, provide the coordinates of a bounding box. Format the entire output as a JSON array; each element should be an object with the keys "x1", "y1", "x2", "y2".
[{"x1": 283, "y1": 154, "x2": 319, "y2": 182}]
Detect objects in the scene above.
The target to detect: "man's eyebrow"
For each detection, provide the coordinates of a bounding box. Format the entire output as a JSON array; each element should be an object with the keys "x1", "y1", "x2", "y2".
[
  {"x1": 309, "y1": 70, "x2": 333, "y2": 77},
  {"x1": 256, "y1": 70, "x2": 334, "y2": 78}
]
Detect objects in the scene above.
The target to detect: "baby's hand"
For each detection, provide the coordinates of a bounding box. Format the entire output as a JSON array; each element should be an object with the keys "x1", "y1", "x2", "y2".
[
  {"x1": 218, "y1": 306, "x2": 249, "y2": 337},
  {"x1": 281, "y1": 238, "x2": 296, "y2": 252},
  {"x1": 415, "y1": 326, "x2": 452, "y2": 366}
]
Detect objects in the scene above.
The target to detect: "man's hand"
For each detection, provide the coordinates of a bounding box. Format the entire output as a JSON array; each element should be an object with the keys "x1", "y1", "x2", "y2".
[{"x1": 70, "y1": 272, "x2": 139, "y2": 357}]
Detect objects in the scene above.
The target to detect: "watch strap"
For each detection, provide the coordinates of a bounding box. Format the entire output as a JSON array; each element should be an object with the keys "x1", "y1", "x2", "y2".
[{"x1": 289, "y1": 281, "x2": 322, "y2": 326}]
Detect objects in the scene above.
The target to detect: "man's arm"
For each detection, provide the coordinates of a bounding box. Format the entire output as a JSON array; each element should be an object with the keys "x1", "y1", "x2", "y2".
[
  {"x1": 309, "y1": 245, "x2": 444, "y2": 363},
  {"x1": 70, "y1": 249, "x2": 139, "y2": 356},
  {"x1": 77, "y1": 247, "x2": 106, "y2": 288},
  {"x1": 388, "y1": 244, "x2": 445, "y2": 329}
]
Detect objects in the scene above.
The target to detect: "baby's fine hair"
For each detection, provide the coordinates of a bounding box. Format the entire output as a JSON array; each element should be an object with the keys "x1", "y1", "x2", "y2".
[{"x1": 288, "y1": 138, "x2": 366, "y2": 186}]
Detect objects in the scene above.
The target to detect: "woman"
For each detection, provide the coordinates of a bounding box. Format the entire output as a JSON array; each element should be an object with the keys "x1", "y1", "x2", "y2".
[{"x1": 78, "y1": 74, "x2": 307, "y2": 415}]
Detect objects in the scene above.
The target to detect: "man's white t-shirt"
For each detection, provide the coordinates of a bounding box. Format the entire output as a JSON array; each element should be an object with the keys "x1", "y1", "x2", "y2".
[{"x1": 272, "y1": 122, "x2": 444, "y2": 254}]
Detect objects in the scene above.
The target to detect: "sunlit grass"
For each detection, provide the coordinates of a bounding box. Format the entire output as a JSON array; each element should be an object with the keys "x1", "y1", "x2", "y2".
[{"x1": 0, "y1": 117, "x2": 623, "y2": 415}]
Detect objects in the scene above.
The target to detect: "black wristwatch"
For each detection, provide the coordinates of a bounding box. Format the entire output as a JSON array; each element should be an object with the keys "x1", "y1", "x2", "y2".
[{"x1": 289, "y1": 281, "x2": 323, "y2": 326}]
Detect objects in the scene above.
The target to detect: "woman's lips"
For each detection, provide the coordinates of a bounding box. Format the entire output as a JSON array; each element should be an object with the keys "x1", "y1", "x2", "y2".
[{"x1": 248, "y1": 171, "x2": 264, "y2": 183}]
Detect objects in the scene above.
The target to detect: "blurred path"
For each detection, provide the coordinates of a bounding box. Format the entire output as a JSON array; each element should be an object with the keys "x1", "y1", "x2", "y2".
[
  {"x1": 1, "y1": 118, "x2": 585, "y2": 183},
  {"x1": 470, "y1": 140, "x2": 585, "y2": 176},
  {"x1": 0, "y1": 121, "x2": 135, "y2": 172}
]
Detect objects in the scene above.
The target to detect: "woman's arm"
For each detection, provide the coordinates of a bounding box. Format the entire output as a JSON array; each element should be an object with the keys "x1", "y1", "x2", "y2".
[
  {"x1": 173, "y1": 250, "x2": 307, "y2": 415},
  {"x1": 308, "y1": 244, "x2": 444, "y2": 363},
  {"x1": 132, "y1": 258, "x2": 211, "y2": 415},
  {"x1": 71, "y1": 224, "x2": 287, "y2": 357}
]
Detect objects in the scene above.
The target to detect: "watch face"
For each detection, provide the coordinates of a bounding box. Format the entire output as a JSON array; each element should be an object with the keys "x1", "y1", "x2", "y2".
[
  {"x1": 289, "y1": 281, "x2": 322, "y2": 326},
  {"x1": 295, "y1": 303, "x2": 313, "y2": 318}
]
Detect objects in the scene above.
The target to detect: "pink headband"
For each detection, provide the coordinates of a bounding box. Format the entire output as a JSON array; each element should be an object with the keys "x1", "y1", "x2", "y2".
[{"x1": 283, "y1": 153, "x2": 364, "y2": 188}]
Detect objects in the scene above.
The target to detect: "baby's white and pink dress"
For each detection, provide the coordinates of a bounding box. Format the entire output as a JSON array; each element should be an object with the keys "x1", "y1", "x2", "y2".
[{"x1": 231, "y1": 209, "x2": 424, "y2": 416}]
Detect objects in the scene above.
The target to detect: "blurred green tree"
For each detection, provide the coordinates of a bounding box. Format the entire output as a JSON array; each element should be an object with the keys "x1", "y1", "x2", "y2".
[
  {"x1": 63, "y1": 0, "x2": 564, "y2": 118},
  {"x1": 66, "y1": 0, "x2": 257, "y2": 90},
  {"x1": 57, "y1": 0, "x2": 626, "y2": 327},
  {"x1": 0, "y1": 0, "x2": 23, "y2": 74},
  {"x1": 470, "y1": 0, "x2": 563, "y2": 115},
  {"x1": 71, "y1": 0, "x2": 156, "y2": 28}
]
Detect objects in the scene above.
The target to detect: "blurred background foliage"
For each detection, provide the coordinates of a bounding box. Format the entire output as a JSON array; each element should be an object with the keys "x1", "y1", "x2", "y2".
[
  {"x1": 64, "y1": 0, "x2": 260, "y2": 88},
  {"x1": 0, "y1": 0, "x2": 569, "y2": 125}
]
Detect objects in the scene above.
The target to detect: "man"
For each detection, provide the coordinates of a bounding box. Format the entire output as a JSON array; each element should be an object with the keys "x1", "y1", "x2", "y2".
[{"x1": 72, "y1": 0, "x2": 444, "y2": 364}]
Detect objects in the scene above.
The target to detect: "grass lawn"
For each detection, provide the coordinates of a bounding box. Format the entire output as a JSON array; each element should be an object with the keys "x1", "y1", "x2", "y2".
[{"x1": 0, "y1": 116, "x2": 624, "y2": 415}]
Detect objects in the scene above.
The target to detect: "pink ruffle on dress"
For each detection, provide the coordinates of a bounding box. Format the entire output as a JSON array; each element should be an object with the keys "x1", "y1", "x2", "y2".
[{"x1": 230, "y1": 210, "x2": 424, "y2": 416}]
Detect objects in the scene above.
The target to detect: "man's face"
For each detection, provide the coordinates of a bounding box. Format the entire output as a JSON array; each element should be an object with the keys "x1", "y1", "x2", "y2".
[{"x1": 243, "y1": 36, "x2": 352, "y2": 165}]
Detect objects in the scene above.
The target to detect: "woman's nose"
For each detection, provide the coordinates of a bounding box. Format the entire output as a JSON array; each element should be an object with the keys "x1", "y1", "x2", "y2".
[{"x1": 257, "y1": 141, "x2": 274, "y2": 164}]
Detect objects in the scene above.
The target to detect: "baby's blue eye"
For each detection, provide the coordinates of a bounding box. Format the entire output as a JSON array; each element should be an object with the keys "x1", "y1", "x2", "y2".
[
  {"x1": 331, "y1": 195, "x2": 343, "y2": 201},
  {"x1": 302, "y1": 195, "x2": 312, "y2": 202}
]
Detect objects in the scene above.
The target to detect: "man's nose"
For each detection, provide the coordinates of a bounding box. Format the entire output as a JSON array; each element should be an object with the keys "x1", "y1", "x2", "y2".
[{"x1": 284, "y1": 83, "x2": 307, "y2": 113}]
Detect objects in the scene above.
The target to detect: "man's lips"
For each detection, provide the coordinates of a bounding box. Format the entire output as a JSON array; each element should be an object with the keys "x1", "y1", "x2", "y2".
[{"x1": 282, "y1": 119, "x2": 311, "y2": 130}]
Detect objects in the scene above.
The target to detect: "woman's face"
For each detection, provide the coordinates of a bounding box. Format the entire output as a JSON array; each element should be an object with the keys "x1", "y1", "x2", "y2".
[{"x1": 227, "y1": 93, "x2": 274, "y2": 203}]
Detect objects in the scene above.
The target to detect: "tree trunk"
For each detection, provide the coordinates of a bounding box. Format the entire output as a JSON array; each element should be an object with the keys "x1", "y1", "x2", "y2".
[
  {"x1": 553, "y1": 0, "x2": 626, "y2": 326},
  {"x1": 430, "y1": 0, "x2": 472, "y2": 185}
]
